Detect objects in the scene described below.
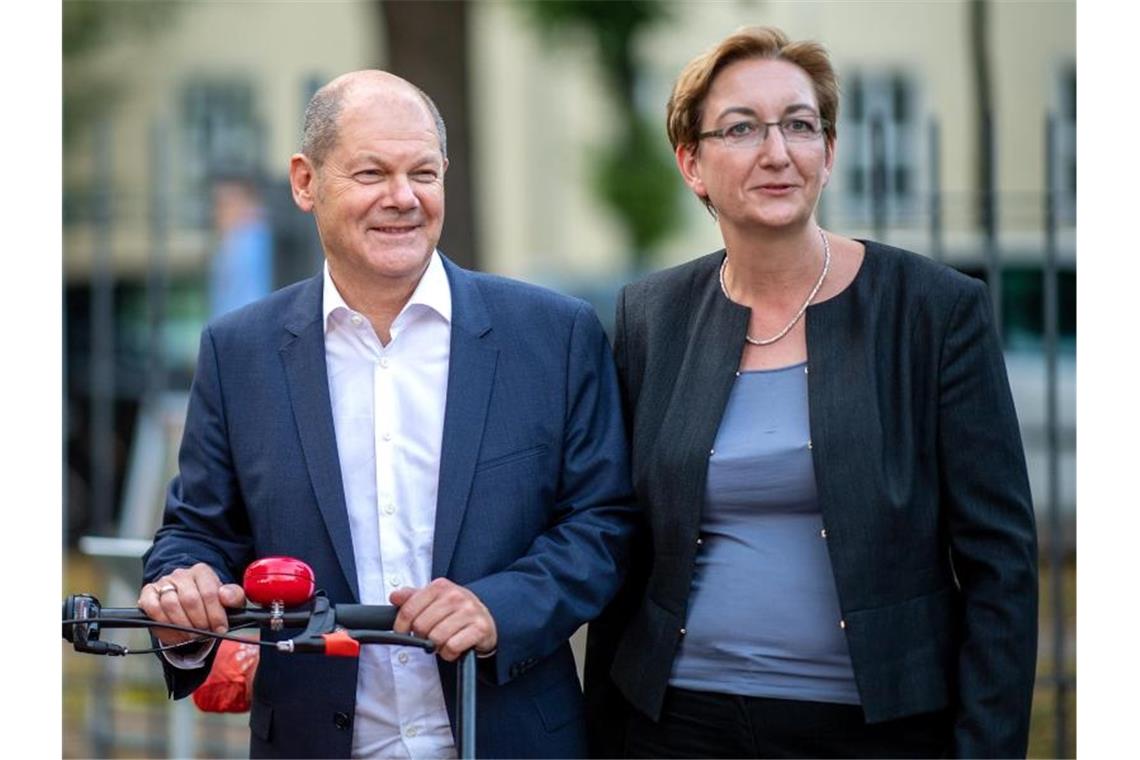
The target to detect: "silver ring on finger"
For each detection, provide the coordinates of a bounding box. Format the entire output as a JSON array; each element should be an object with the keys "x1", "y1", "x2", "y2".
[{"x1": 157, "y1": 584, "x2": 178, "y2": 596}]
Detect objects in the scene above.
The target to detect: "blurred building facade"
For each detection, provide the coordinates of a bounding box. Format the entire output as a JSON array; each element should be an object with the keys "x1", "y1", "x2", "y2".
[{"x1": 63, "y1": 0, "x2": 1075, "y2": 536}]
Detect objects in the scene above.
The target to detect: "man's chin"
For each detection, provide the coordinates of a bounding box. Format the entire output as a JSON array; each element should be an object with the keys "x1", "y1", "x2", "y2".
[{"x1": 358, "y1": 245, "x2": 434, "y2": 280}]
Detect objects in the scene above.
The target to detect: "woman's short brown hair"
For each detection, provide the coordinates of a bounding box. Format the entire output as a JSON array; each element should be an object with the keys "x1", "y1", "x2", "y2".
[{"x1": 666, "y1": 26, "x2": 839, "y2": 152}]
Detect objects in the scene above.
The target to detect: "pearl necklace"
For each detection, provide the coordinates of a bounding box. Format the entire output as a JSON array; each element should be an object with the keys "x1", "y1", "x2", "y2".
[{"x1": 718, "y1": 227, "x2": 831, "y2": 346}]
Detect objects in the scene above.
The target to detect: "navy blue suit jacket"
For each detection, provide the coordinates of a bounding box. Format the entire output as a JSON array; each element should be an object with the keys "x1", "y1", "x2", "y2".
[{"x1": 144, "y1": 256, "x2": 636, "y2": 758}]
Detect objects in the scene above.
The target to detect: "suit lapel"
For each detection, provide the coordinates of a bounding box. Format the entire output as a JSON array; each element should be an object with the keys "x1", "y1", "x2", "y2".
[
  {"x1": 279, "y1": 274, "x2": 360, "y2": 600},
  {"x1": 432, "y1": 258, "x2": 497, "y2": 578}
]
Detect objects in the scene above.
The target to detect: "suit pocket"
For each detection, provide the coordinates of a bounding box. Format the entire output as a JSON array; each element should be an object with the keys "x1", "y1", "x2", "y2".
[
  {"x1": 474, "y1": 443, "x2": 548, "y2": 473},
  {"x1": 842, "y1": 586, "x2": 958, "y2": 722},
  {"x1": 526, "y1": 651, "x2": 586, "y2": 733}
]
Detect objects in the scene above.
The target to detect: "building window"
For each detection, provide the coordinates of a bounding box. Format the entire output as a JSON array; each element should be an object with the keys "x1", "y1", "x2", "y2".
[
  {"x1": 839, "y1": 71, "x2": 920, "y2": 225},
  {"x1": 180, "y1": 78, "x2": 264, "y2": 227}
]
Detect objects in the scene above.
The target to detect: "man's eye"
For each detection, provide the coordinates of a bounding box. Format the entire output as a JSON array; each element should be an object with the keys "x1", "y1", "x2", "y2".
[
  {"x1": 413, "y1": 171, "x2": 438, "y2": 182},
  {"x1": 725, "y1": 121, "x2": 758, "y2": 137},
  {"x1": 355, "y1": 170, "x2": 381, "y2": 181}
]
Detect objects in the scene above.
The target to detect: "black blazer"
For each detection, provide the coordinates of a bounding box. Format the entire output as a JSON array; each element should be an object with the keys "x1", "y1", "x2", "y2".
[{"x1": 585, "y1": 241, "x2": 1038, "y2": 758}]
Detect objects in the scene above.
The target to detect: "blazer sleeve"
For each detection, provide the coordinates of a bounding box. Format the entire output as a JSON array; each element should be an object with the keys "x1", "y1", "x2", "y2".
[
  {"x1": 466, "y1": 302, "x2": 637, "y2": 686},
  {"x1": 938, "y1": 278, "x2": 1038, "y2": 757},
  {"x1": 142, "y1": 326, "x2": 257, "y2": 698}
]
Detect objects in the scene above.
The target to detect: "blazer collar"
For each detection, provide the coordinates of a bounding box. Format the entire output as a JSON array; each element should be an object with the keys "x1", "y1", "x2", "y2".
[
  {"x1": 432, "y1": 254, "x2": 496, "y2": 577},
  {"x1": 279, "y1": 269, "x2": 359, "y2": 599}
]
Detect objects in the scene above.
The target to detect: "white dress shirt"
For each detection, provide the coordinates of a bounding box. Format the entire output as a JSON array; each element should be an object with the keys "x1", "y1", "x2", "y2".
[
  {"x1": 166, "y1": 253, "x2": 457, "y2": 756},
  {"x1": 323, "y1": 251, "x2": 456, "y2": 759}
]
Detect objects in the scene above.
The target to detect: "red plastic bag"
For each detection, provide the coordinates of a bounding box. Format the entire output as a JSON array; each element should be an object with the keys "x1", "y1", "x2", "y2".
[{"x1": 191, "y1": 636, "x2": 260, "y2": 713}]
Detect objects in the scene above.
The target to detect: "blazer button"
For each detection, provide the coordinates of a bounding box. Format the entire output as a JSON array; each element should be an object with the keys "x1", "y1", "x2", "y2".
[
  {"x1": 820, "y1": 528, "x2": 827, "y2": 539},
  {"x1": 333, "y1": 711, "x2": 351, "y2": 730},
  {"x1": 839, "y1": 619, "x2": 847, "y2": 630},
  {"x1": 679, "y1": 628, "x2": 687, "y2": 636}
]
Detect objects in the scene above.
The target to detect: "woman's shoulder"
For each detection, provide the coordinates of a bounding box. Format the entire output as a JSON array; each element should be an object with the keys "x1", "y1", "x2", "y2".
[{"x1": 860, "y1": 239, "x2": 986, "y2": 308}]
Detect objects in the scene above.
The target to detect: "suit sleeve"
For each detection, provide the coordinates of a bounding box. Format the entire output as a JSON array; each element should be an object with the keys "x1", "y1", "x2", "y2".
[
  {"x1": 466, "y1": 303, "x2": 637, "y2": 686},
  {"x1": 583, "y1": 285, "x2": 651, "y2": 756},
  {"x1": 938, "y1": 279, "x2": 1038, "y2": 757},
  {"x1": 142, "y1": 326, "x2": 256, "y2": 698}
]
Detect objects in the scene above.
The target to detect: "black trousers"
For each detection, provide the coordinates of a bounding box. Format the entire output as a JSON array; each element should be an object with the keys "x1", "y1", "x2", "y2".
[{"x1": 624, "y1": 686, "x2": 951, "y2": 759}]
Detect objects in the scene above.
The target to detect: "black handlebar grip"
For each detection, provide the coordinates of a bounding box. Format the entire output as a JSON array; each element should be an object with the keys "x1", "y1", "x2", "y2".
[{"x1": 332, "y1": 604, "x2": 399, "y2": 631}]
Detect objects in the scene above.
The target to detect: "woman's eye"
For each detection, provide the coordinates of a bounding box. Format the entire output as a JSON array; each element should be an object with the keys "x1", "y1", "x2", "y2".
[
  {"x1": 726, "y1": 121, "x2": 757, "y2": 137},
  {"x1": 785, "y1": 118, "x2": 813, "y2": 133}
]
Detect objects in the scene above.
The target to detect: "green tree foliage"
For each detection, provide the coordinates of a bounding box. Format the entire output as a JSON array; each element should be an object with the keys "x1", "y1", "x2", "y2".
[{"x1": 518, "y1": 0, "x2": 681, "y2": 266}]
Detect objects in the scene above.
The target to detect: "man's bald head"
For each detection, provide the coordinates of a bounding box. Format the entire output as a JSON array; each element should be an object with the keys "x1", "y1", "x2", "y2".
[{"x1": 300, "y1": 70, "x2": 448, "y2": 167}]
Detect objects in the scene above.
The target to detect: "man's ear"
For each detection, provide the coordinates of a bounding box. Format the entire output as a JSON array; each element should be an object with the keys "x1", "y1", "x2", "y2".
[
  {"x1": 675, "y1": 143, "x2": 707, "y2": 200},
  {"x1": 289, "y1": 154, "x2": 317, "y2": 212}
]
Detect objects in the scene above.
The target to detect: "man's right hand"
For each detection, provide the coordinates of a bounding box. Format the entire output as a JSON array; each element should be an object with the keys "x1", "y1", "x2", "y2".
[{"x1": 137, "y1": 563, "x2": 247, "y2": 647}]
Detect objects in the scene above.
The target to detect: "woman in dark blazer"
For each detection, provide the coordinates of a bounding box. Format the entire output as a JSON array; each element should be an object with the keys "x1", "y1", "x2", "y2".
[{"x1": 584, "y1": 26, "x2": 1037, "y2": 759}]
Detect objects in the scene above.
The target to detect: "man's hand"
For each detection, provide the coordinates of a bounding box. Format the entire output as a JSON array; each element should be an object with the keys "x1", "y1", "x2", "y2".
[
  {"x1": 137, "y1": 563, "x2": 246, "y2": 647},
  {"x1": 390, "y1": 578, "x2": 498, "y2": 662}
]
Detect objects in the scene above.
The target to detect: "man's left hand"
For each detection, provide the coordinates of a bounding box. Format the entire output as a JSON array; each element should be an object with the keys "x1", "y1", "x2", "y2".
[{"x1": 390, "y1": 578, "x2": 497, "y2": 661}]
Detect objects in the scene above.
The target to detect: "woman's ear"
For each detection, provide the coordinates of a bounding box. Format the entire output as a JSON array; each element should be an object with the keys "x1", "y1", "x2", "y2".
[{"x1": 675, "y1": 143, "x2": 707, "y2": 200}]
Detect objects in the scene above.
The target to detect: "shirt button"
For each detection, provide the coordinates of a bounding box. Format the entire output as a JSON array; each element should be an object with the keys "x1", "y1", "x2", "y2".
[
  {"x1": 350, "y1": 314, "x2": 363, "y2": 327},
  {"x1": 382, "y1": 432, "x2": 392, "y2": 441},
  {"x1": 389, "y1": 575, "x2": 402, "y2": 587},
  {"x1": 383, "y1": 502, "x2": 396, "y2": 515},
  {"x1": 379, "y1": 357, "x2": 390, "y2": 368},
  {"x1": 405, "y1": 726, "x2": 419, "y2": 738},
  {"x1": 398, "y1": 652, "x2": 409, "y2": 665}
]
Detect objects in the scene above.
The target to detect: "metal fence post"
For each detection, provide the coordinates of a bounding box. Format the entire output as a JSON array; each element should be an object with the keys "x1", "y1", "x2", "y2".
[
  {"x1": 147, "y1": 120, "x2": 170, "y2": 396},
  {"x1": 870, "y1": 112, "x2": 887, "y2": 241},
  {"x1": 89, "y1": 115, "x2": 116, "y2": 759},
  {"x1": 1043, "y1": 111, "x2": 1069, "y2": 758},
  {"x1": 928, "y1": 118, "x2": 943, "y2": 263},
  {"x1": 982, "y1": 110, "x2": 1002, "y2": 340}
]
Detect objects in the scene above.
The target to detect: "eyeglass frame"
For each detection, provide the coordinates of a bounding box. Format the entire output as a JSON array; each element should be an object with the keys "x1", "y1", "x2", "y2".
[{"x1": 696, "y1": 115, "x2": 832, "y2": 147}]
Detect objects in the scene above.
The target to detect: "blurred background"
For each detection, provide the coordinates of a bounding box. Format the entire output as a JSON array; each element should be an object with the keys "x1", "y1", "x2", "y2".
[{"x1": 62, "y1": 0, "x2": 1075, "y2": 757}]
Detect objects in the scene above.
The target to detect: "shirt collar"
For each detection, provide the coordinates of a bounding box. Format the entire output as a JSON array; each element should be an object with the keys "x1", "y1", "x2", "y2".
[{"x1": 322, "y1": 250, "x2": 452, "y2": 334}]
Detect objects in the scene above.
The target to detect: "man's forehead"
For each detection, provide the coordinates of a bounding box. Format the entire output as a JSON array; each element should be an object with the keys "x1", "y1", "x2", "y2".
[
  {"x1": 341, "y1": 88, "x2": 433, "y2": 130},
  {"x1": 339, "y1": 107, "x2": 439, "y2": 146}
]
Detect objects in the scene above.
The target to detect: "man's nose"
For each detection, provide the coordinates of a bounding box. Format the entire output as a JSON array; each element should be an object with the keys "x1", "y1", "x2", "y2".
[{"x1": 382, "y1": 175, "x2": 419, "y2": 210}]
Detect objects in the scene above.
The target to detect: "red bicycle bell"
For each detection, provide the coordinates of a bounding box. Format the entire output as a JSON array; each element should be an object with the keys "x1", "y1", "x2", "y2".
[{"x1": 243, "y1": 557, "x2": 316, "y2": 607}]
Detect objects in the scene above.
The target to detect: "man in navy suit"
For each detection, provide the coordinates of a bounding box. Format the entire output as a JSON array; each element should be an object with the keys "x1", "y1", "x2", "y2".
[{"x1": 139, "y1": 70, "x2": 635, "y2": 758}]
